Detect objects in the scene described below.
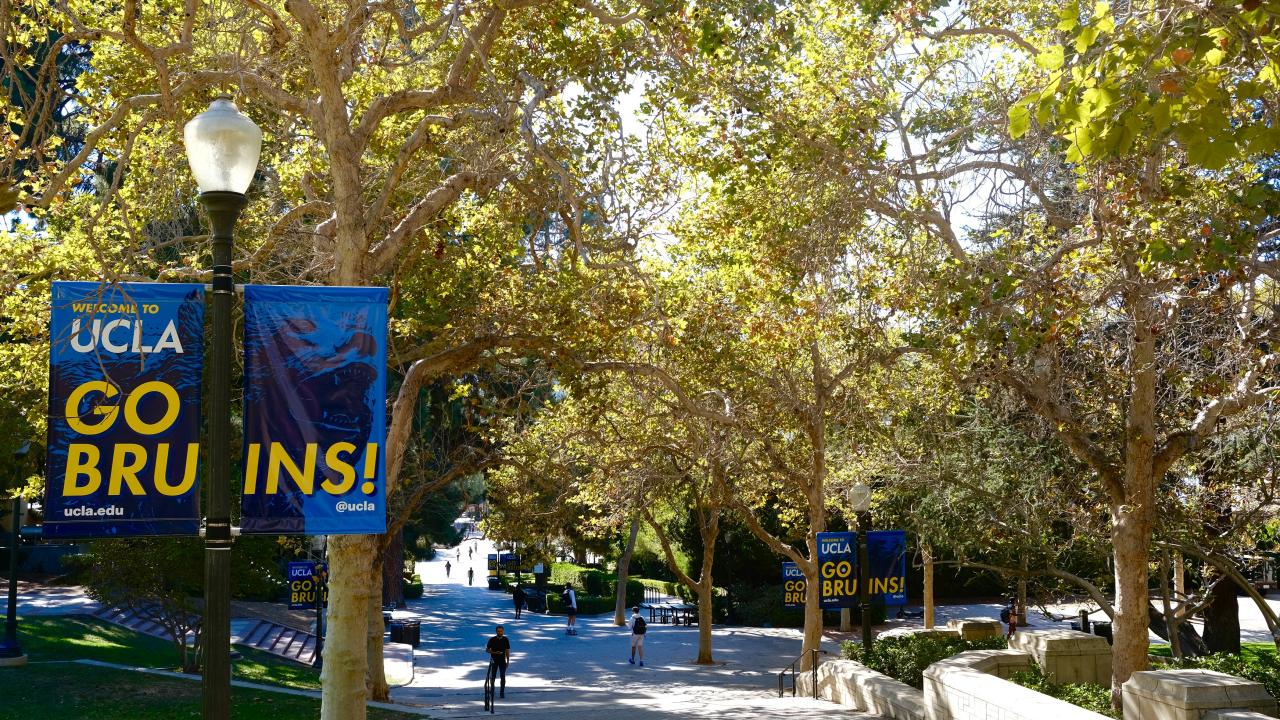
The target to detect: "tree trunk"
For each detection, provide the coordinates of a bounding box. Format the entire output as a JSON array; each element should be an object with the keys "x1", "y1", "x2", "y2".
[
  {"x1": 800, "y1": 559, "x2": 824, "y2": 671},
  {"x1": 1159, "y1": 549, "x2": 1181, "y2": 658},
  {"x1": 615, "y1": 519, "x2": 640, "y2": 626},
  {"x1": 322, "y1": 534, "x2": 377, "y2": 720},
  {"x1": 1202, "y1": 569, "x2": 1242, "y2": 654},
  {"x1": 1110, "y1": 502, "x2": 1152, "y2": 701},
  {"x1": 1173, "y1": 551, "x2": 1186, "y2": 603},
  {"x1": 382, "y1": 532, "x2": 405, "y2": 608},
  {"x1": 923, "y1": 544, "x2": 935, "y2": 630},
  {"x1": 574, "y1": 546, "x2": 588, "y2": 564},
  {"x1": 839, "y1": 608, "x2": 852, "y2": 632},
  {"x1": 696, "y1": 579, "x2": 714, "y2": 664},
  {"x1": 367, "y1": 553, "x2": 390, "y2": 702}
]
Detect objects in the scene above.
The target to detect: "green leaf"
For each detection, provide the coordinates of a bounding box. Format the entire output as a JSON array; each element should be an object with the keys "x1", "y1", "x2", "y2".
[
  {"x1": 1204, "y1": 48, "x2": 1226, "y2": 66},
  {"x1": 1008, "y1": 103, "x2": 1031, "y2": 139},
  {"x1": 1036, "y1": 46, "x2": 1065, "y2": 71},
  {"x1": 1075, "y1": 25, "x2": 1099, "y2": 54},
  {"x1": 1056, "y1": 6, "x2": 1078, "y2": 31}
]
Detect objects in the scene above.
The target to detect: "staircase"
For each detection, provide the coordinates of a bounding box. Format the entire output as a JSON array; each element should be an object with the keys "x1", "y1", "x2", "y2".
[
  {"x1": 236, "y1": 618, "x2": 320, "y2": 665},
  {"x1": 92, "y1": 605, "x2": 319, "y2": 666},
  {"x1": 92, "y1": 605, "x2": 196, "y2": 644}
]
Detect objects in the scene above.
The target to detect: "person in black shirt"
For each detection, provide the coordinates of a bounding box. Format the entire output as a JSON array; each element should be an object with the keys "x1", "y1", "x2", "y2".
[
  {"x1": 485, "y1": 625, "x2": 511, "y2": 698},
  {"x1": 513, "y1": 584, "x2": 527, "y2": 620}
]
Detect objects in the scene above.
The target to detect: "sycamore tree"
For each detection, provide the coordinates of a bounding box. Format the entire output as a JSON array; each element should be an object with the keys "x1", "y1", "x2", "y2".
[
  {"x1": 879, "y1": 0, "x2": 1280, "y2": 700},
  {"x1": 3, "y1": 0, "x2": 666, "y2": 715}
]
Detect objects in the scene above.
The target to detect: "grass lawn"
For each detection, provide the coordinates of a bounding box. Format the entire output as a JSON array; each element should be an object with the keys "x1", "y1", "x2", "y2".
[
  {"x1": 15, "y1": 615, "x2": 320, "y2": 689},
  {"x1": 0, "y1": 663, "x2": 419, "y2": 720},
  {"x1": 1149, "y1": 641, "x2": 1277, "y2": 663}
]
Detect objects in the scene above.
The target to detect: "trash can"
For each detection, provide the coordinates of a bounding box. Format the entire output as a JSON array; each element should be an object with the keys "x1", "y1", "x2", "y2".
[
  {"x1": 1092, "y1": 621, "x2": 1113, "y2": 645},
  {"x1": 487, "y1": 576, "x2": 503, "y2": 591},
  {"x1": 389, "y1": 620, "x2": 421, "y2": 646}
]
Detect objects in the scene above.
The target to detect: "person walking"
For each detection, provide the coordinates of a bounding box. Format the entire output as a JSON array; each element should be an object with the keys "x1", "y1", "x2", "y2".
[
  {"x1": 445, "y1": 560, "x2": 452, "y2": 578},
  {"x1": 468, "y1": 567, "x2": 475, "y2": 586},
  {"x1": 562, "y1": 583, "x2": 578, "y2": 635},
  {"x1": 469, "y1": 546, "x2": 474, "y2": 560},
  {"x1": 513, "y1": 583, "x2": 527, "y2": 620},
  {"x1": 628, "y1": 606, "x2": 647, "y2": 666},
  {"x1": 1003, "y1": 598, "x2": 1019, "y2": 640},
  {"x1": 485, "y1": 625, "x2": 511, "y2": 699}
]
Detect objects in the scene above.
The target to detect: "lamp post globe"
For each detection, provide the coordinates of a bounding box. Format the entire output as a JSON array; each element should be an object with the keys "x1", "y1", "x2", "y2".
[
  {"x1": 184, "y1": 95, "x2": 259, "y2": 720},
  {"x1": 184, "y1": 96, "x2": 262, "y2": 196},
  {"x1": 848, "y1": 482, "x2": 871, "y2": 513}
]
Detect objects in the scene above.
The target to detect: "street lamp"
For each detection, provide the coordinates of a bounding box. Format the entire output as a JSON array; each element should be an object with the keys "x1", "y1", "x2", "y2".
[
  {"x1": 0, "y1": 442, "x2": 30, "y2": 667},
  {"x1": 848, "y1": 482, "x2": 873, "y2": 655},
  {"x1": 184, "y1": 96, "x2": 261, "y2": 720}
]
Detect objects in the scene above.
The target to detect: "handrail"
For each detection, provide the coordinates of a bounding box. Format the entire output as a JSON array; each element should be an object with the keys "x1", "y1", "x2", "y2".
[{"x1": 776, "y1": 648, "x2": 830, "y2": 698}]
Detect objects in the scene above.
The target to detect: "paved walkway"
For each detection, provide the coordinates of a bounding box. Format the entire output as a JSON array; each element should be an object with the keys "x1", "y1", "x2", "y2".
[{"x1": 388, "y1": 538, "x2": 882, "y2": 719}]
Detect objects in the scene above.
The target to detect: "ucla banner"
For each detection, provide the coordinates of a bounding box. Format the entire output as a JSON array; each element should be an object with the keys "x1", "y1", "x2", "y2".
[
  {"x1": 867, "y1": 530, "x2": 908, "y2": 605},
  {"x1": 816, "y1": 530, "x2": 909, "y2": 608},
  {"x1": 45, "y1": 281, "x2": 205, "y2": 537},
  {"x1": 817, "y1": 531, "x2": 858, "y2": 609},
  {"x1": 782, "y1": 562, "x2": 806, "y2": 609},
  {"x1": 240, "y1": 285, "x2": 388, "y2": 535},
  {"x1": 287, "y1": 561, "x2": 329, "y2": 610}
]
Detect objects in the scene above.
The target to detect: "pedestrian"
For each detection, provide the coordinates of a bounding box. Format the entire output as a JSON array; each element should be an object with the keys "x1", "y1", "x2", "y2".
[
  {"x1": 513, "y1": 583, "x2": 526, "y2": 620},
  {"x1": 485, "y1": 625, "x2": 511, "y2": 699},
  {"x1": 445, "y1": 560, "x2": 452, "y2": 578},
  {"x1": 562, "y1": 583, "x2": 578, "y2": 635},
  {"x1": 469, "y1": 546, "x2": 473, "y2": 560},
  {"x1": 628, "y1": 606, "x2": 647, "y2": 666},
  {"x1": 1003, "y1": 598, "x2": 1019, "y2": 639},
  {"x1": 468, "y1": 567, "x2": 475, "y2": 586}
]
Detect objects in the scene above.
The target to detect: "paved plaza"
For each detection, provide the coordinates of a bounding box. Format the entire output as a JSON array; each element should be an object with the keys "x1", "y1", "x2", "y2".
[
  {"x1": 7, "y1": 540, "x2": 1280, "y2": 718},
  {"x1": 388, "y1": 538, "x2": 881, "y2": 718}
]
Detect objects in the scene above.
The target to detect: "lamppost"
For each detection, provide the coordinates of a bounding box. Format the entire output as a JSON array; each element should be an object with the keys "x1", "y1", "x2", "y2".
[
  {"x1": 848, "y1": 482, "x2": 873, "y2": 655},
  {"x1": 0, "y1": 442, "x2": 30, "y2": 667},
  {"x1": 183, "y1": 96, "x2": 261, "y2": 720}
]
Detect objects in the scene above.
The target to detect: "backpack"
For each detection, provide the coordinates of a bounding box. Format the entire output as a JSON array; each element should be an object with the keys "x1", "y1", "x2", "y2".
[
  {"x1": 999, "y1": 607, "x2": 1011, "y2": 623},
  {"x1": 634, "y1": 616, "x2": 647, "y2": 635},
  {"x1": 562, "y1": 589, "x2": 572, "y2": 606}
]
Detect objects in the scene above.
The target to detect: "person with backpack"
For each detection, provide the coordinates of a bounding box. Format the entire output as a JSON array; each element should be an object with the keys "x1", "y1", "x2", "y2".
[
  {"x1": 1001, "y1": 598, "x2": 1019, "y2": 639},
  {"x1": 628, "y1": 606, "x2": 647, "y2": 666},
  {"x1": 562, "y1": 583, "x2": 578, "y2": 635}
]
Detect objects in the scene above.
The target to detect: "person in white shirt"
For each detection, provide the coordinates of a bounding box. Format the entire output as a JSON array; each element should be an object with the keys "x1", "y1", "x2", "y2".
[{"x1": 628, "y1": 606, "x2": 647, "y2": 666}]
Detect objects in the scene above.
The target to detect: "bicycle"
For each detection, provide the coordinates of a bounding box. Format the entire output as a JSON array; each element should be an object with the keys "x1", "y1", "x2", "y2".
[{"x1": 483, "y1": 655, "x2": 503, "y2": 713}]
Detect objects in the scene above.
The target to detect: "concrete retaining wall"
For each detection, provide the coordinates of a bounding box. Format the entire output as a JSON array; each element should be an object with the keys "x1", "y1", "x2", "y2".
[
  {"x1": 796, "y1": 659, "x2": 925, "y2": 720},
  {"x1": 924, "y1": 649, "x2": 1111, "y2": 720}
]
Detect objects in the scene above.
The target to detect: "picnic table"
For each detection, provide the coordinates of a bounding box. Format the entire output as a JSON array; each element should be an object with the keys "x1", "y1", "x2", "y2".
[{"x1": 640, "y1": 601, "x2": 698, "y2": 626}]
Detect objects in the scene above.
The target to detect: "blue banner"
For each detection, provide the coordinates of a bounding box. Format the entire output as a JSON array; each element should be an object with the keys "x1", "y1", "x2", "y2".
[
  {"x1": 867, "y1": 530, "x2": 908, "y2": 605},
  {"x1": 240, "y1": 285, "x2": 388, "y2": 535},
  {"x1": 782, "y1": 562, "x2": 806, "y2": 609},
  {"x1": 287, "y1": 561, "x2": 328, "y2": 609},
  {"x1": 44, "y1": 282, "x2": 205, "y2": 537},
  {"x1": 816, "y1": 530, "x2": 909, "y2": 608},
  {"x1": 817, "y1": 531, "x2": 857, "y2": 609}
]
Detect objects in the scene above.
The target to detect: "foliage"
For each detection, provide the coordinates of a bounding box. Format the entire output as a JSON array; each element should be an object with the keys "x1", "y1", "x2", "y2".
[
  {"x1": 842, "y1": 633, "x2": 1008, "y2": 689},
  {"x1": 1011, "y1": 665, "x2": 1120, "y2": 718},
  {"x1": 403, "y1": 574, "x2": 424, "y2": 601}
]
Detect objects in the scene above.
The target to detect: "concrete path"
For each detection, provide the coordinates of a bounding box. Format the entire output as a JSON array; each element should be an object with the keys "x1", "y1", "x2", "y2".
[{"x1": 388, "y1": 537, "x2": 882, "y2": 719}]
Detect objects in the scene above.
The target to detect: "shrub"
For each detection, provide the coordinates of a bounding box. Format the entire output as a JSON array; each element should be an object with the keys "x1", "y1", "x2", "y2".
[
  {"x1": 403, "y1": 573, "x2": 424, "y2": 599},
  {"x1": 842, "y1": 632, "x2": 1007, "y2": 689},
  {"x1": 1011, "y1": 665, "x2": 1119, "y2": 718}
]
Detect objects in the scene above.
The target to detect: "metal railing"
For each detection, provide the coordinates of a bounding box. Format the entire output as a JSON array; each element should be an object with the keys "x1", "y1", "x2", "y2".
[{"x1": 776, "y1": 648, "x2": 829, "y2": 698}]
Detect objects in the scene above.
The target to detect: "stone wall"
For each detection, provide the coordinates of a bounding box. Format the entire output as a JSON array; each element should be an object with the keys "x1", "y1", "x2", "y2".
[
  {"x1": 1010, "y1": 629, "x2": 1112, "y2": 685},
  {"x1": 923, "y1": 649, "x2": 1112, "y2": 720},
  {"x1": 796, "y1": 659, "x2": 925, "y2": 720},
  {"x1": 1122, "y1": 669, "x2": 1278, "y2": 720}
]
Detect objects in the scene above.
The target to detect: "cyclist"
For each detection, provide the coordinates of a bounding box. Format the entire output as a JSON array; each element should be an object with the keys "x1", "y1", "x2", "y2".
[{"x1": 485, "y1": 625, "x2": 511, "y2": 699}]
